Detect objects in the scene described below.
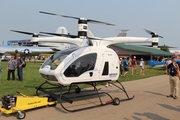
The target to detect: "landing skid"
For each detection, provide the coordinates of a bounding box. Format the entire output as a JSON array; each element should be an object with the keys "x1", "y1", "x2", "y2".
[{"x1": 35, "y1": 80, "x2": 134, "y2": 112}]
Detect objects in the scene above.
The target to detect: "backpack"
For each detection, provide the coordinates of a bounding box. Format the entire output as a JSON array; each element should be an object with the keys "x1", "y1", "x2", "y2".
[{"x1": 20, "y1": 58, "x2": 26, "y2": 68}]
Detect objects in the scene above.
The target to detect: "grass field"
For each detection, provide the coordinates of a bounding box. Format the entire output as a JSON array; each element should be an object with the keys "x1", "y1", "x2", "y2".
[{"x1": 0, "y1": 61, "x2": 166, "y2": 99}]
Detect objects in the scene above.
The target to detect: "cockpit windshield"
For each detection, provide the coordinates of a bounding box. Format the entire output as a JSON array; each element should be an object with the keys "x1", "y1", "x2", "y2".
[{"x1": 41, "y1": 48, "x2": 79, "y2": 70}]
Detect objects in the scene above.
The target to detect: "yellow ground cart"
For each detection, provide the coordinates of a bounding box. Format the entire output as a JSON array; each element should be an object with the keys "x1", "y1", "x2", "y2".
[{"x1": 0, "y1": 92, "x2": 56, "y2": 119}]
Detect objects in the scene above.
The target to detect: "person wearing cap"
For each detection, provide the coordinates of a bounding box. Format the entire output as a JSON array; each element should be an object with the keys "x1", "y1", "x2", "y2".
[
  {"x1": 167, "y1": 56, "x2": 179, "y2": 99},
  {"x1": 139, "y1": 58, "x2": 145, "y2": 75},
  {"x1": 131, "y1": 56, "x2": 137, "y2": 75}
]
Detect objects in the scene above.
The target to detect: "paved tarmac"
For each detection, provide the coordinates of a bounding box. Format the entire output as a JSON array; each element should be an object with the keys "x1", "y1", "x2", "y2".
[{"x1": 0, "y1": 75, "x2": 179, "y2": 120}]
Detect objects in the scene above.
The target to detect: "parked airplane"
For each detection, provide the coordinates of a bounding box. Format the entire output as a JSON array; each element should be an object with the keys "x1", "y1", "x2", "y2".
[
  {"x1": 148, "y1": 58, "x2": 167, "y2": 68},
  {"x1": 0, "y1": 45, "x2": 54, "y2": 56},
  {"x1": 148, "y1": 57, "x2": 180, "y2": 68}
]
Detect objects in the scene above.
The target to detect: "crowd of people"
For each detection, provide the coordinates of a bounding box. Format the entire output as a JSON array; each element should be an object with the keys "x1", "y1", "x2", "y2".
[
  {"x1": 105, "y1": 56, "x2": 145, "y2": 87},
  {"x1": 7, "y1": 53, "x2": 25, "y2": 82},
  {"x1": 119, "y1": 56, "x2": 145, "y2": 77},
  {"x1": 5, "y1": 53, "x2": 180, "y2": 99}
]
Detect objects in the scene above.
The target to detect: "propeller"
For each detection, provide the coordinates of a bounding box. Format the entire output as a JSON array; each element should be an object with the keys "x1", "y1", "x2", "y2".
[
  {"x1": 158, "y1": 45, "x2": 177, "y2": 48},
  {"x1": 39, "y1": 11, "x2": 115, "y2": 26},
  {"x1": 10, "y1": 30, "x2": 47, "y2": 37},
  {"x1": 144, "y1": 29, "x2": 163, "y2": 38},
  {"x1": 142, "y1": 45, "x2": 177, "y2": 48},
  {"x1": 10, "y1": 30, "x2": 48, "y2": 46}
]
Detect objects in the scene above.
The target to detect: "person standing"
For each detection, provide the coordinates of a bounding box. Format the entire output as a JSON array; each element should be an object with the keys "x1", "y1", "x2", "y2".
[
  {"x1": 7, "y1": 56, "x2": 16, "y2": 80},
  {"x1": 119, "y1": 58, "x2": 123, "y2": 76},
  {"x1": 123, "y1": 57, "x2": 129, "y2": 77},
  {"x1": 128, "y1": 57, "x2": 132, "y2": 73},
  {"x1": 16, "y1": 53, "x2": 25, "y2": 82},
  {"x1": 139, "y1": 58, "x2": 145, "y2": 75},
  {"x1": 131, "y1": 56, "x2": 137, "y2": 75},
  {"x1": 166, "y1": 57, "x2": 172, "y2": 74},
  {"x1": 167, "y1": 56, "x2": 179, "y2": 99}
]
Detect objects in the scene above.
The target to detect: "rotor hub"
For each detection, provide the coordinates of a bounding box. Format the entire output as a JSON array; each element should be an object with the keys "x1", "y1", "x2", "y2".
[
  {"x1": 78, "y1": 19, "x2": 88, "y2": 38},
  {"x1": 32, "y1": 33, "x2": 38, "y2": 37}
]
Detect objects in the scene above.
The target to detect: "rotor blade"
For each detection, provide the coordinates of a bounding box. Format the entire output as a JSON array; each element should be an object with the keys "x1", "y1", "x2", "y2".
[
  {"x1": 10, "y1": 30, "x2": 48, "y2": 37},
  {"x1": 144, "y1": 29, "x2": 163, "y2": 38},
  {"x1": 144, "y1": 29, "x2": 154, "y2": 35},
  {"x1": 39, "y1": 11, "x2": 79, "y2": 19},
  {"x1": 40, "y1": 11, "x2": 115, "y2": 26},
  {"x1": 40, "y1": 32, "x2": 78, "y2": 38},
  {"x1": 10, "y1": 30, "x2": 34, "y2": 35},
  {"x1": 141, "y1": 45, "x2": 151, "y2": 47},
  {"x1": 158, "y1": 46, "x2": 177, "y2": 48},
  {"x1": 158, "y1": 36, "x2": 163, "y2": 38},
  {"x1": 87, "y1": 19, "x2": 115, "y2": 26}
]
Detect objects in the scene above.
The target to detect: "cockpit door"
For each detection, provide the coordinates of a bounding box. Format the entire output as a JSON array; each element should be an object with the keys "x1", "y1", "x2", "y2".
[
  {"x1": 100, "y1": 51, "x2": 119, "y2": 80},
  {"x1": 62, "y1": 53, "x2": 98, "y2": 83}
]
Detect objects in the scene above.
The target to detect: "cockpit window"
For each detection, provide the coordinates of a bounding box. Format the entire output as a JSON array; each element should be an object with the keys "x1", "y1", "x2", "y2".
[
  {"x1": 64, "y1": 53, "x2": 97, "y2": 77},
  {"x1": 41, "y1": 48, "x2": 79, "y2": 70}
]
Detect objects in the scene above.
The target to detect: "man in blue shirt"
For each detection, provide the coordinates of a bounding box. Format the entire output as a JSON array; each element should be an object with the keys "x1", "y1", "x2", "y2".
[
  {"x1": 16, "y1": 53, "x2": 25, "y2": 82},
  {"x1": 123, "y1": 57, "x2": 129, "y2": 77}
]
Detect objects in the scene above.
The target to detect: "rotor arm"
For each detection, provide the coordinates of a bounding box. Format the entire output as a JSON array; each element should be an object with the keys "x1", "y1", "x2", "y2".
[
  {"x1": 100, "y1": 37, "x2": 159, "y2": 47},
  {"x1": 31, "y1": 36, "x2": 86, "y2": 47}
]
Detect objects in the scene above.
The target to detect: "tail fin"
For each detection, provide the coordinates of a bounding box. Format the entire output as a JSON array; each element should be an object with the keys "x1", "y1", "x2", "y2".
[
  {"x1": 117, "y1": 30, "x2": 128, "y2": 37},
  {"x1": 55, "y1": 26, "x2": 68, "y2": 35}
]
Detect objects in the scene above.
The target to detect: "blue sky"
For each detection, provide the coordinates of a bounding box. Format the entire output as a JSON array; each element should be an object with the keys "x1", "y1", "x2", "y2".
[{"x1": 0, "y1": 0, "x2": 180, "y2": 49}]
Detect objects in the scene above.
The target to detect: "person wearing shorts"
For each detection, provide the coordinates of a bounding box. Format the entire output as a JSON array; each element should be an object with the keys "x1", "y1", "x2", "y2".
[
  {"x1": 140, "y1": 58, "x2": 145, "y2": 75},
  {"x1": 123, "y1": 57, "x2": 129, "y2": 77}
]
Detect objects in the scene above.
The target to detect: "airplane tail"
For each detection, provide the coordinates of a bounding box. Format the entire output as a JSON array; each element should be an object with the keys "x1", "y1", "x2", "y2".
[
  {"x1": 117, "y1": 30, "x2": 128, "y2": 37},
  {"x1": 55, "y1": 26, "x2": 68, "y2": 35}
]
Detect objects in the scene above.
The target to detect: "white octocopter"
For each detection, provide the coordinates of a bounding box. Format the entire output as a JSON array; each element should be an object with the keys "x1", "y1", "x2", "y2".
[{"x1": 11, "y1": 11, "x2": 165, "y2": 112}]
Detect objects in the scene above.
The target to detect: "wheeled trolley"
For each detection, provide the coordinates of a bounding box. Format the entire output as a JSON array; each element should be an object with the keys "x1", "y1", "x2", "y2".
[{"x1": 0, "y1": 91, "x2": 56, "y2": 119}]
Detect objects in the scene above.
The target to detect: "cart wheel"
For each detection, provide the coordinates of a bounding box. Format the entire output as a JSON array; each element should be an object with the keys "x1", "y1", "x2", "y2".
[
  {"x1": 48, "y1": 96, "x2": 57, "y2": 102},
  {"x1": 17, "y1": 111, "x2": 26, "y2": 119},
  {"x1": 75, "y1": 87, "x2": 81, "y2": 93},
  {"x1": 48, "y1": 96, "x2": 57, "y2": 107},
  {"x1": 113, "y1": 97, "x2": 120, "y2": 105}
]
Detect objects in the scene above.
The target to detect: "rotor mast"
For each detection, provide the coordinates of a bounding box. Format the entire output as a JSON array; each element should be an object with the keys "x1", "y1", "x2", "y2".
[{"x1": 78, "y1": 18, "x2": 88, "y2": 39}]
